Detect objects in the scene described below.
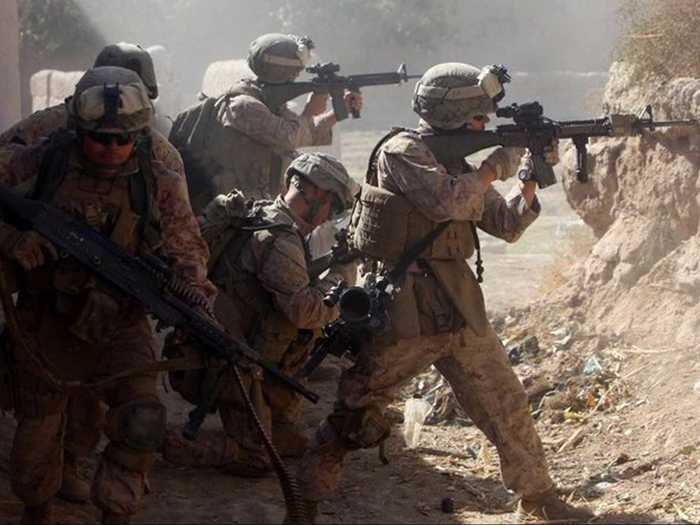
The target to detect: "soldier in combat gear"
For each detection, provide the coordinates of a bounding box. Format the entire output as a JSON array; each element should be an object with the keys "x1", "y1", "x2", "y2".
[
  {"x1": 0, "y1": 67, "x2": 214, "y2": 524},
  {"x1": 163, "y1": 152, "x2": 358, "y2": 476},
  {"x1": 294, "y1": 62, "x2": 595, "y2": 523},
  {"x1": 0, "y1": 42, "x2": 186, "y2": 505},
  {"x1": 169, "y1": 33, "x2": 362, "y2": 210}
]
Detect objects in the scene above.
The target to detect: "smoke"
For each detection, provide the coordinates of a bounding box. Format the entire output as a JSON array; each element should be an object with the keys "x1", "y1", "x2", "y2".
[{"x1": 71, "y1": 0, "x2": 622, "y2": 126}]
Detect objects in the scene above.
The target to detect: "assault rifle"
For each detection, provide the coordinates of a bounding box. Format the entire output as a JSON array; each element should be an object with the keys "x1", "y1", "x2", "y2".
[
  {"x1": 0, "y1": 187, "x2": 320, "y2": 404},
  {"x1": 421, "y1": 103, "x2": 700, "y2": 188},
  {"x1": 262, "y1": 62, "x2": 421, "y2": 120}
]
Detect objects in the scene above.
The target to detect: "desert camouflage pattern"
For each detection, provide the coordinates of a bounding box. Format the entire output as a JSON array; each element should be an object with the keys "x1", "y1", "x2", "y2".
[
  {"x1": 298, "y1": 128, "x2": 555, "y2": 503},
  {"x1": 0, "y1": 136, "x2": 213, "y2": 516},
  {"x1": 165, "y1": 196, "x2": 347, "y2": 470},
  {"x1": 194, "y1": 94, "x2": 333, "y2": 199},
  {"x1": 0, "y1": 103, "x2": 186, "y2": 179},
  {"x1": 0, "y1": 139, "x2": 214, "y2": 300}
]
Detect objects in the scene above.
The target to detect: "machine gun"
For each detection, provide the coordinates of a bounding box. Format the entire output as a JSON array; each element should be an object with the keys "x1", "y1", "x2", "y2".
[
  {"x1": 262, "y1": 62, "x2": 421, "y2": 120},
  {"x1": 421, "y1": 102, "x2": 700, "y2": 188},
  {"x1": 0, "y1": 186, "x2": 319, "y2": 411}
]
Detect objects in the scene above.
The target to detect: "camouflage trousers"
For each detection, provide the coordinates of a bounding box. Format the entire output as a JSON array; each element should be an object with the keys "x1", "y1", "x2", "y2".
[
  {"x1": 163, "y1": 335, "x2": 313, "y2": 471},
  {"x1": 10, "y1": 302, "x2": 163, "y2": 517},
  {"x1": 298, "y1": 324, "x2": 555, "y2": 502}
]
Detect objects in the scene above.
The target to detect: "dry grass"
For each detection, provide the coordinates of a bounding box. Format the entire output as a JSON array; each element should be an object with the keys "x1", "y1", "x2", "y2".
[{"x1": 615, "y1": 0, "x2": 700, "y2": 80}]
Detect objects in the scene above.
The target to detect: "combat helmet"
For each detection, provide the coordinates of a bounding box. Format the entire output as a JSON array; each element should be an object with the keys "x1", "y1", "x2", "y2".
[
  {"x1": 286, "y1": 153, "x2": 358, "y2": 212},
  {"x1": 66, "y1": 66, "x2": 153, "y2": 133},
  {"x1": 412, "y1": 62, "x2": 511, "y2": 130},
  {"x1": 94, "y1": 42, "x2": 159, "y2": 99},
  {"x1": 247, "y1": 33, "x2": 314, "y2": 84}
]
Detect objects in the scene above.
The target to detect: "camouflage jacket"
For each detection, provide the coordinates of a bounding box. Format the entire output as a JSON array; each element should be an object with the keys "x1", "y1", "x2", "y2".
[
  {"x1": 371, "y1": 124, "x2": 540, "y2": 338},
  {"x1": 193, "y1": 94, "x2": 333, "y2": 200},
  {"x1": 211, "y1": 195, "x2": 343, "y2": 339},
  {"x1": 0, "y1": 137, "x2": 216, "y2": 302},
  {"x1": 0, "y1": 104, "x2": 185, "y2": 179}
]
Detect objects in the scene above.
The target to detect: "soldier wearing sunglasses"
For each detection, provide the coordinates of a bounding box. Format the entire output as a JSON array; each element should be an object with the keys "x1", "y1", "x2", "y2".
[
  {"x1": 0, "y1": 42, "x2": 186, "y2": 506},
  {"x1": 0, "y1": 66, "x2": 215, "y2": 524}
]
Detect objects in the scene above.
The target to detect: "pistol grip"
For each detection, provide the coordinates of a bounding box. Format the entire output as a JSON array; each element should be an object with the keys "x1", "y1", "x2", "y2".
[
  {"x1": 529, "y1": 155, "x2": 557, "y2": 189},
  {"x1": 331, "y1": 88, "x2": 348, "y2": 121}
]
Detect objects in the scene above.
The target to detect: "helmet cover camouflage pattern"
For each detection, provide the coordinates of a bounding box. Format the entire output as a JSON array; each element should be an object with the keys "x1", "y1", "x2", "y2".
[
  {"x1": 94, "y1": 42, "x2": 159, "y2": 99},
  {"x1": 412, "y1": 62, "x2": 507, "y2": 130},
  {"x1": 66, "y1": 66, "x2": 153, "y2": 133},
  {"x1": 247, "y1": 33, "x2": 314, "y2": 84},
  {"x1": 286, "y1": 152, "x2": 358, "y2": 210}
]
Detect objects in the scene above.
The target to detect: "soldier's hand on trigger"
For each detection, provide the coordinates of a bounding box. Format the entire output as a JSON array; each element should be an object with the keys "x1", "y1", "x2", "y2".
[
  {"x1": 302, "y1": 92, "x2": 329, "y2": 118},
  {"x1": 344, "y1": 91, "x2": 363, "y2": 115},
  {"x1": 11, "y1": 231, "x2": 58, "y2": 271},
  {"x1": 543, "y1": 138, "x2": 560, "y2": 166}
]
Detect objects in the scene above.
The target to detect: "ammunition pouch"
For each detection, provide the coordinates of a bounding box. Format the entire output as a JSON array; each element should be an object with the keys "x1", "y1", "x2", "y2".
[
  {"x1": 68, "y1": 288, "x2": 122, "y2": 344},
  {"x1": 350, "y1": 184, "x2": 474, "y2": 264}
]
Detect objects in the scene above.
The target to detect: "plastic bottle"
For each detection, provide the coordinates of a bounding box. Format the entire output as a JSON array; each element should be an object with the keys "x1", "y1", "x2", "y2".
[{"x1": 403, "y1": 397, "x2": 432, "y2": 448}]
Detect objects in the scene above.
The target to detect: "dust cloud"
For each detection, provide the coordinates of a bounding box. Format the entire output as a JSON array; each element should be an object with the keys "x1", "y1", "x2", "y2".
[{"x1": 73, "y1": 0, "x2": 622, "y2": 127}]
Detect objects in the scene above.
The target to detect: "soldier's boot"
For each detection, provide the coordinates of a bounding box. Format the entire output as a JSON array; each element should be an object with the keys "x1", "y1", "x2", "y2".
[
  {"x1": 518, "y1": 490, "x2": 594, "y2": 523},
  {"x1": 101, "y1": 511, "x2": 131, "y2": 524},
  {"x1": 272, "y1": 421, "x2": 310, "y2": 458},
  {"x1": 58, "y1": 452, "x2": 91, "y2": 504},
  {"x1": 21, "y1": 502, "x2": 52, "y2": 524}
]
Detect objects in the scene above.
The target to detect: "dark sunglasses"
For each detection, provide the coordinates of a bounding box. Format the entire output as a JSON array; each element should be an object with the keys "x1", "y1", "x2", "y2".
[
  {"x1": 472, "y1": 115, "x2": 488, "y2": 122},
  {"x1": 86, "y1": 130, "x2": 139, "y2": 146}
]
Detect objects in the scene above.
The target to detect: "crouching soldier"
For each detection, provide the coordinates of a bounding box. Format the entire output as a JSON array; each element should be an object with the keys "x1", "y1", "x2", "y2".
[
  {"x1": 163, "y1": 153, "x2": 357, "y2": 476},
  {"x1": 0, "y1": 66, "x2": 214, "y2": 523}
]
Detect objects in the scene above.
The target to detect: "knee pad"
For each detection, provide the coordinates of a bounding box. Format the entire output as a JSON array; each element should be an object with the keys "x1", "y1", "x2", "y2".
[{"x1": 109, "y1": 399, "x2": 166, "y2": 452}]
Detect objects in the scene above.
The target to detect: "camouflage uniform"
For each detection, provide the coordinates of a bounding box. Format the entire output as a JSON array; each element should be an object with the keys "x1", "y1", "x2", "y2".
[
  {"x1": 0, "y1": 129, "x2": 214, "y2": 518},
  {"x1": 298, "y1": 127, "x2": 556, "y2": 505},
  {"x1": 165, "y1": 194, "x2": 347, "y2": 472},
  {"x1": 0, "y1": 102, "x2": 187, "y2": 502},
  {"x1": 176, "y1": 90, "x2": 333, "y2": 208}
]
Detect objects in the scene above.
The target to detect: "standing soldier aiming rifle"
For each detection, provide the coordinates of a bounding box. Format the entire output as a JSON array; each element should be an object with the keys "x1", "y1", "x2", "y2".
[
  {"x1": 169, "y1": 33, "x2": 364, "y2": 209},
  {"x1": 295, "y1": 62, "x2": 595, "y2": 523},
  {"x1": 0, "y1": 66, "x2": 215, "y2": 524}
]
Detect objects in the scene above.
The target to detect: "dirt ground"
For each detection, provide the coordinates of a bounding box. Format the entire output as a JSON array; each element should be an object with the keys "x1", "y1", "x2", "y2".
[{"x1": 0, "y1": 305, "x2": 698, "y2": 524}]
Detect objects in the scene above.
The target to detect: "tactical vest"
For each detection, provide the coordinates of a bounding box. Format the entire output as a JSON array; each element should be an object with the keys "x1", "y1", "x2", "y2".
[
  {"x1": 23, "y1": 130, "x2": 162, "y2": 337},
  {"x1": 169, "y1": 80, "x2": 287, "y2": 212},
  {"x1": 350, "y1": 128, "x2": 478, "y2": 266},
  {"x1": 349, "y1": 128, "x2": 488, "y2": 337}
]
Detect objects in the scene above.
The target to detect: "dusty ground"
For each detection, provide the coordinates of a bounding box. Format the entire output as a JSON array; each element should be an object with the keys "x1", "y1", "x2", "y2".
[{"x1": 0, "y1": 131, "x2": 697, "y2": 523}]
